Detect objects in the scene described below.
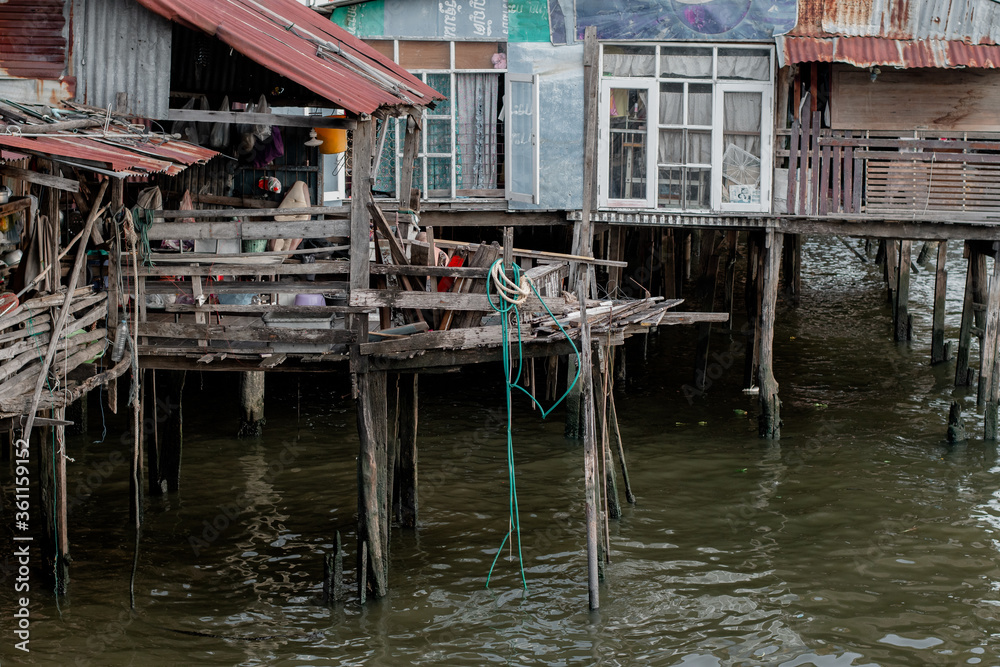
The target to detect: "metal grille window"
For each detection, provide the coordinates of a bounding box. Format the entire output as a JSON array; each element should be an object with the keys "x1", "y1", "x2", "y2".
[
  {"x1": 368, "y1": 40, "x2": 506, "y2": 201},
  {"x1": 599, "y1": 44, "x2": 774, "y2": 213}
]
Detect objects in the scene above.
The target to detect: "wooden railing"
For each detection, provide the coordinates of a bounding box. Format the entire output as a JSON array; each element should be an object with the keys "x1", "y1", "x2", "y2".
[{"x1": 782, "y1": 114, "x2": 1000, "y2": 220}]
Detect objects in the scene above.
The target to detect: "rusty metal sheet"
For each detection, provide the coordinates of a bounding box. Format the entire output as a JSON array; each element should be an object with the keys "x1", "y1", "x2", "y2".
[
  {"x1": 782, "y1": 0, "x2": 1000, "y2": 68},
  {"x1": 0, "y1": 0, "x2": 67, "y2": 80},
  {"x1": 133, "y1": 0, "x2": 445, "y2": 115}
]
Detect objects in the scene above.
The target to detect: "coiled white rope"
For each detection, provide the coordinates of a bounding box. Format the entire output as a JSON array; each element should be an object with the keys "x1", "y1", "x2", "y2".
[{"x1": 489, "y1": 260, "x2": 533, "y2": 306}]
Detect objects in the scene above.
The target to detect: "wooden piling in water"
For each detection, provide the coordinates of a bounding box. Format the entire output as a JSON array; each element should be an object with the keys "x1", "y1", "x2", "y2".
[
  {"x1": 782, "y1": 233, "x2": 802, "y2": 305},
  {"x1": 757, "y1": 231, "x2": 783, "y2": 439},
  {"x1": 595, "y1": 347, "x2": 621, "y2": 520},
  {"x1": 957, "y1": 242, "x2": 981, "y2": 386},
  {"x1": 150, "y1": 370, "x2": 185, "y2": 494},
  {"x1": 565, "y1": 353, "x2": 583, "y2": 439},
  {"x1": 744, "y1": 231, "x2": 763, "y2": 390},
  {"x1": 578, "y1": 278, "x2": 600, "y2": 610},
  {"x1": 323, "y1": 531, "x2": 345, "y2": 605},
  {"x1": 932, "y1": 241, "x2": 951, "y2": 365},
  {"x1": 393, "y1": 373, "x2": 418, "y2": 528},
  {"x1": 885, "y1": 239, "x2": 898, "y2": 307},
  {"x1": 895, "y1": 239, "x2": 912, "y2": 342},
  {"x1": 356, "y1": 369, "x2": 389, "y2": 600},
  {"x1": 54, "y1": 406, "x2": 69, "y2": 593},
  {"x1": 694, "y1": 231, "x2": 722, "y2": 390},
  {"x1": 238, "y1": 371, "x2": 266, "y2": 438},
  {"x1": 981, "y1": 248, "x2": 1000, "y2": 433}
]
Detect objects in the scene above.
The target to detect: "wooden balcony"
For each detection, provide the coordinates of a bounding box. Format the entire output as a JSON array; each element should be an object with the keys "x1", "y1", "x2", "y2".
[{"x1": 782, "y1": 111, "x2": 1000, "y2": 224}]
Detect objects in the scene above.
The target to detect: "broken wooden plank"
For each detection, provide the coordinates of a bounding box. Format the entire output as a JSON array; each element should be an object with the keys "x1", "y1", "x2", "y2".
[
  {"x1": 145, "y1": 220, "x2": 350, "y2": 240},
  {"x1": 136, "y1": 322, "x2": 356, "y2": 344},
  {"x1": 360, "y1": 325, "x2": 521, "y2": 355},
  {"x1": 0, "y1": 165, "x2": 79, "y2": 192}
]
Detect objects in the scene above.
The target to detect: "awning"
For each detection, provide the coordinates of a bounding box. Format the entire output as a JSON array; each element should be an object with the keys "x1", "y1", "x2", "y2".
[
  {"x1": 134, "y1": 0, "x2": 445, "y2": 115},
  {"x1": 777, "y1": 35, "x2": 1000, "y2": 69}
]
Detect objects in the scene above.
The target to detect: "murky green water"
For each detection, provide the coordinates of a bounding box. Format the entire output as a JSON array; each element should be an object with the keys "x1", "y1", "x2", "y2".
[{"x1": 6, "y1": 237, "x2": 1000, "y2": 666}]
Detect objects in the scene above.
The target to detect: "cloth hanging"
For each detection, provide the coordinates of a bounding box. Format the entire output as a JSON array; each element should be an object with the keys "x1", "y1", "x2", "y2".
[{"x1": 456, "y1": 73, "x2": 499, "y2": 190}]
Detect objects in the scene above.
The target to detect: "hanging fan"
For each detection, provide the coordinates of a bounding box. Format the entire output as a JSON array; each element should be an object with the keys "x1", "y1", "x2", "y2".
[{"x1": 722, "y1": 143, "x2": 761, "y2": 186}]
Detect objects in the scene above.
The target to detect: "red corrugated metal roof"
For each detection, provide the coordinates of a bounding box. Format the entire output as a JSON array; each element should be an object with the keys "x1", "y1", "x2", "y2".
[
  {"x1": 133, "y1": 0, "x2": 445, "y2": 115},
  {"x1": 778, "y1": 0, "x2": 1000, "y2": 68},
  {"x1": 0, "y1": 132, "x2": 217, "y2": 176}
]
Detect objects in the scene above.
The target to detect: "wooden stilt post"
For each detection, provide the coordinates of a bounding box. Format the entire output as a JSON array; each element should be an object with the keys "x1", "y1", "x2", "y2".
[
  {"x1": 981, "y1": 248, "x2": 1000, "y2": 417},
  {"x1": 884, "y1": 239, "x2": 898, "y2": 307},
  {"x1": 350, "y1": 119, "x2": 377, "y2": 297},
  {"x1": 323, "y1": 531, "x2": 345, "y2": 605},
  {"x1": 895, "y1": 239, "x2": 912, "y2": 342},
  {"x1": 931, "y1": 241, "x2": 951, "y2": 365},
  {"x1": 54, "y1": 406, "x2": 69, "y2": 593},
  {"x1": 694, "y1": 231, "x2": 721, "y2": 390},
  {"x1": 572, "y1": 25, "x2": 599, "y2": 291},
  {"x1": 608, "y1": 228, "x2": 624, "y2": 295},
  {"x1": 152, "y1": 370, "x2": 185, "y2": 494},
  {"x1": 393, "y1": 373, "x2": 418, "y2": 528},
  {"x1": 662, "y1": 229, "x2": 676, "y2": 300},
  {"x1": 722, "y1": 230, "x2": 739, "y2": 325},
  {"x1": 782, "y1": 233, "x2": 801, "y2": 305},
  {"x1": 238, "y1": 371, "x2": 266, "y2": 437},
  {"x1": 757, "y1": 231, "x2": 783, "y2": 439},
  {"x1": 578, "y1": 276, "x2": 600, "y2": 610},
  {"x1": 565, "y1": 353, "x2": 583, "y2": 439},
  {"x1": 957, "y1": 242, "x2": 980, "y2": 386},
  {"x1": 356, "y1": 369, "x2": 389, "y2": 600},
  {"x1": 594, "y1": 347, "x2": 621, "y2": 520},
  {"x1": 744, "y1": 231, "x2": 763, "y2": 389},
  {"x1": 983, "y1": 247, "x2": 1000, "y2": 437},
  {"x1": 36, "y1": 419, "x2": 56, "y2": 582},
  {"x1": 130, "y1": 370, "x2": 144, "y2": 526}
]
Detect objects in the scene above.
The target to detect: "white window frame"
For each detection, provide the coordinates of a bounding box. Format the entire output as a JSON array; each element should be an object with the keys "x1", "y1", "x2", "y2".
[
  {"x1": 598, "y1": 78, "x2": 659, "y2": 209},
  {"x1": 368, "y1": 39, "x2": 507, "y2": 201},
  {"x1": 598, "y1": 42, "x2": 775, "y2": 214},
  {"x1": 506, "y1": 73, "x2": 540, "y2": 204},
  {"x1": 712, "y1": 81, "x2": 773, "y2": 212}
]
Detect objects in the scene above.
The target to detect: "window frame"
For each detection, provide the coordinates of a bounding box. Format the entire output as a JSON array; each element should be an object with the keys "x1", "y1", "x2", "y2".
[
  {"x1": 366, "y1": 39, "x2": 507, "y2": 201},
  {"x1": 506, "y1": 73, "x2": 540, "y2": 204},
  {"x1": 598, "y1": 42, "x2": 775, "y2": 214}
]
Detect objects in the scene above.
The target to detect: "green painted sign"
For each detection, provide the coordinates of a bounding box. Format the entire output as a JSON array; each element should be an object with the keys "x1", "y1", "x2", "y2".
[
  {"x1": 331, "y1": 0, "x2": 385, "y2": 37},
  {"x1": 507, "y1": 0, "x2": 550, "y2": 42}
]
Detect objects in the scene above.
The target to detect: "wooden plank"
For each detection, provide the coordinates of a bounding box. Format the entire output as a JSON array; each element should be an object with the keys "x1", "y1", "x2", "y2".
[
  {"x1": 136, "y1": 321, "x2": 355, "y2": 344},
  {"x1": 145, "y1": 219, "x2": 350, "y2": 240},
  {"x1": 144, "y1": 279, "x2": 347, "y2": 294},
  {"x1": 352, "y1": 122, "x2": 376, "y2": 292},
  {"x1": 857, "y1": 151, "x2": 1000, "y2": 164},
  {"x1": 370, "y1": 264, "x2": 489, "y2": 278},
  {"x1": 129, "y1": 260, "x2": 350, "y2": 277},
  {"x1": 166, "y1": 108, "x2": 357, "y2": 129},
  {"x1": 0, "y1": 196, "x2": 31, "y2": 219},
  {"x1": 819, "y1": 144, "x2": 831, "y2": 216},
  {"x1": 832, "y1": 145, "x2": 842, "y2": 214},
  {"x1": 797, "y1": 109, "x2": 810, "y2": 215},
  {"x1": 191, "y1": 194, "x2": 279, "y2": 209},
  {"x1": 427, "y1": 239, "x2": 626, "y2": 268},
  {"x1": 931, "y1": 241, "x2": 949, "y2": 364},
  {"x1": 154, "y1": 206, "x2": 349, "y2": 219},
  {"x1": 809, "y1": 111, "x2": 821, "y2": 215},
  {"x1": 350, "y1": 288, "x2": 573, "y2": 314},
  {"x1": 397, "y1": 107, "x2": 421, "y2": 206},
  {"x1": 843, "y1": 146, "x2": 854, "y2": 213},
  {"x1": 853, "y1": 157, "x2": 863, "y2": 212},
  {"x1": 360, "y1": 325, "x2": 518, "y2": 355},
  {"x1": 0, "y1": 165, "x2": 79, "y2": 192},
  {"x1": 163, "y1": 304, "x2": 364, "y2": 315},
  {"x1": 786, "y1": 118, "x2": 800, "y2": 215},
  {"x1": 822, "y1": 137, "x2": 1000, "y2": 151}
]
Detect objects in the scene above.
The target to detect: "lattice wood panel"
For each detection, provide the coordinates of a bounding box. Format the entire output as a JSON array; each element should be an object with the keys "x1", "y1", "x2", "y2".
[{"x1": 866, "y1": 161, "x2": 1000, "y2": 214}]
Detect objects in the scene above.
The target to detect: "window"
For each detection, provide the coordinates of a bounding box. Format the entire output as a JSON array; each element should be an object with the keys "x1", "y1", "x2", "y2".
[
  {"x1": 598, "y1": 44, "x2": 773, "y2": 213},
  {"x1": 367, "y1": 40, "x2": 506, "y2": 201}
]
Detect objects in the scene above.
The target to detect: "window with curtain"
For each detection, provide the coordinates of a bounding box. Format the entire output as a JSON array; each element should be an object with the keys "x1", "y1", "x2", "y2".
[
  {"x1": 601, "y1": 43, "x2": 773, "y2": 212},
  {"x1": 366, "y1": 40, "x2": 506, "y2": 201}
]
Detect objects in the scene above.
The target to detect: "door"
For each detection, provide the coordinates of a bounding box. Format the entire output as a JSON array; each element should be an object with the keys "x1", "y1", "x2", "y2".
[{"x1": 599, "y1": 78, "x2": 657, "y2": 208}]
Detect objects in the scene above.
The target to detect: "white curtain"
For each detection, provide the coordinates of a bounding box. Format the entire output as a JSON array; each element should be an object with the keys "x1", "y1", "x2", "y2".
[
  {"x1": 660, "y1": 51, "x2": 712, "y2": 78},
  {"x1": 718, "y1": 52, "x2": 770, "y2": 80},
  {"x1": 603, "y1": 53, "x2": 655, "y2": 77},
  {"x1": 456, "y1": 73, "x2": 499, "y2": 190}
]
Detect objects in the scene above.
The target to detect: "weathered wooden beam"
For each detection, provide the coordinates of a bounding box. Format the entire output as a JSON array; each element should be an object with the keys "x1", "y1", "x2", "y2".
[
  {"x1": 419, "y1": 211, "x2": 570, "y2": 227},
  {"x1": 136, "y1": 321, "x2": 355, "y2": 344},
  {"x1": 579, "y1": 276, "x2": 600, "y2": 610},
  {"x1": 145, "y1": 220, "x2": 350, "y2": 240},
  {"x1": 153, "y1": 206, "x2": 348, "y2": 220},
  {"x1": 166, "y1": 108, "x2": 357, "y2": 129},
  {"x1": 931, "y1": 241, "x2": 950, "y2": 365},
  {"x1": 956, "y1": 243, "x2": 980, "y2": 386},
  {"x1": 895, "y1": 239, "x2": 912, "y2": 342},
  {"x1": 0, "y1": 165, "x2": 79, "y2": 192},
  {"x1": 360, "y1": 325, "x2": 518, "y2": 355},
  {"x1": 393, "y1": 373, "x2": 418, "y2": 528},
  {"x1": 350, "y1": 288, "x2": 574, "y2": 314},
  {"x1": 127, "y1": 260, "x2": 350, "y2": 277},
  {"x1": 757, "y1": 231, "x2": 783, "y2": 439},
  {"x1": 397, "y1": 107, "x2": 421, "y2": 205},
  {"x1": 238, "y1": 371, "x2": 265, "y2": 437},
  {"x1": 351, "y1": 120, "x2": 376, "y2": 293},
  {"x1": 356, "y1": 370, "x2": 389, "y2": 600}
]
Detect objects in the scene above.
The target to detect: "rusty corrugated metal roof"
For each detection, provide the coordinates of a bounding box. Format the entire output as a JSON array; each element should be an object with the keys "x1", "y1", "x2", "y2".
[
  {"x1": 133, "y1": 0, "x2": 445, "y2": 115},
  {"x1": 777, "y1": 0, "x2": 1000, "y2": 68},
  {"x1": 0, "y1": 130, "x2": 217, "y2": 176}
]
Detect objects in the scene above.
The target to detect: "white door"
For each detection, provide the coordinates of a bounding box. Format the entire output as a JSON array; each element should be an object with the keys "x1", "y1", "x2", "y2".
[{"x1": 598, "y1": 78, "x2": 658, "y2": 208}]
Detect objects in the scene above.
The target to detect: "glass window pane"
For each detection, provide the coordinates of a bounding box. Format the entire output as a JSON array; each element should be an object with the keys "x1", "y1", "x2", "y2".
[
  {"x1": 373, "y1": 117, "x2": 397, "y2": 197},
  {"x1": 608, "y1": 87, "x2": 648, "y2": 200},
  {"x1": 603, "y1": 45, "x2": 655, "y2": 77},
  {"x1": 509, "y1": 79, "x2": 535, "y2": 199},
  {"x1": 687, "y1": 130, "x2": 712, "y2": 165},
  {"x1": 426, "y1": 118, "x2": 451, "y2": 153},
  {"x1": 688, "y1": 84, "x2": 713, "y2": 126},
  {"x1": 660, "y1": 46, "x2": 712, "y2": 78},
  {"x1": 658, "y1": 129, "x2": 683, "y2": 164},
  {"x1": 718, "y1": 48, "x2": 770, "y2": 80},
  {"x1": 684, "y1": 168, "x2": 711, "y2": 209},
  {"x1": 427, "y1": 156, "x2": 451, "y2": 194},
  {"x1": 722, "y1": 91, "x2": 763, "y2": 203},
  {"x1": 425, "y1": 73, "x2": 451, "y2": 115},
  {"x1": 659, "y1": 83, "x2": 683, "y2": 125},
  {"x1": 658, "y1": 167, "x2": 682, "y2": 207}
]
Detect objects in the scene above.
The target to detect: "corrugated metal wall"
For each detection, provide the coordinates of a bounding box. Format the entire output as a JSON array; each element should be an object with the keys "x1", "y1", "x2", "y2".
[
  {"x1": 0, "y1": 0, "x2": 67, "y2": 79},
  {"x1": 71, "y1": 0, "x2": 171, "y2": 119}
]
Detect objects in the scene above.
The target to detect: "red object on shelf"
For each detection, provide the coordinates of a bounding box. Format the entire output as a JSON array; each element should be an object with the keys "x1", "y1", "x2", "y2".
[{"x1": 437, "y1": 255, "x2": 465, "y2": 292}]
